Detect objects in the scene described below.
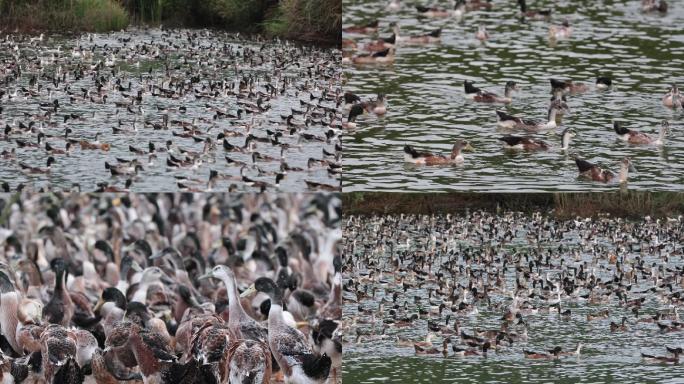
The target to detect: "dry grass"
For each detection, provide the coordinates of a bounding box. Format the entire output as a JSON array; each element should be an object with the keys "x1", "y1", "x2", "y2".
[{"x1": 344, "y1": 192, "x2": 684, "y2": 219}]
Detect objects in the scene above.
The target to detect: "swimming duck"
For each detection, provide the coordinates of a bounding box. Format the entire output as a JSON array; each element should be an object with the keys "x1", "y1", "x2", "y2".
[
  {"x1": 662, "y1": 84, "x2": 682, "y2": 108},
  {"x1": 226, "y1": 339, "x2": 273, "y2": 384},
  {"x1": 642, "y1": 0, "x2": 668, "y2": 13},
  {"x1": 518, "y1": 0, "x2": 551, "y2": 19},
  {"x1": 596, "y1": 77, "x2": 612, "y2": 90},
  {"x1": 343, "y1": 20, "x2": 380, "y2": 34},
  {"x1": 403, "y1": 140, "x2": 473, "y2": 165},
  {"x1": 42, "y1": 258, "x2": 74, "y2": 327},
  {"x1": 361, "y1": 94, "x2": 387, "y2": 115},
  {"x1": 550, "y1": 78, "x2": 589, "y2": 95},
  {"x1": 549, "y1": 20, "x2": 572, "y2": 40},
  {"x1": 574, "y1": 157, "x2": 634, "y2": 183},
  {"x1": 416, "y1": 0, "x2": 466, "y2": 18},
  {"x1": 496, "y1": 101, "x2": 568, "y2": 130},
  {"x1": 498, "y1": 134, "x2": 552, "y2": 151},
  {"x1": 19, "y1": 156, "x2": 55, "y2": 174},
  {"x1": 613, "y1": 120, "x2": 669, "y2": 145},
  {"x1": 80, "y1": 133, "x2": 111, "y2": 151},
  {"x1": 465, "y1": 81, "x2": 517, "y2": 104},
  {"x1": 343, "y1": 105, "x2": 365, "y2": 129},
  {"x1": 475, "y1": 24, "x2": 490, "y2": 41},
  {"x1": 523, "y1": 346, "x2": 562, "y2": 359},
  {"x1": 642, "y1": 347, "x2": 681, "y2": 363},
  {"x1": 351, "y1": 48, "x2": 396, "y2": 65},
  {"x1": 242, "y1": 277, "x2": 331, "y2": 384}
]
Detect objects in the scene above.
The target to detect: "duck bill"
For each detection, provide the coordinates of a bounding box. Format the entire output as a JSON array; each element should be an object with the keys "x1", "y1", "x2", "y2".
[
  {"x1": 628, "y1": 164, "x2": 637, "y2": 173},
  {"x1": 93, "y1": 298, "x2": 105, "y2": 313},
  {"x1": 197, "y1": 272, "x2": 213, "y2": 280},
  {"x1": 464, "y1": 143, "x2": 475, "y2": 152},
  {"x1": 240, "y1": 284, "x2": 257, "y2": 298},
  {"x1": 131, "y1": 261, "x2": 143, "y2": 273}
]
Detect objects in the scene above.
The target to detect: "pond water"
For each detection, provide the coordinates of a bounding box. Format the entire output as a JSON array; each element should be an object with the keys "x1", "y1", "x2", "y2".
[
  {"x1": 0, "y1": 28, "x2": 341, "y2": 192},
  {"x1": 342, "y1": 0, "x2": 684, "y2": 192},
  {"x1": 343, "y1": 212, "x2": 684, "y2": 383}
]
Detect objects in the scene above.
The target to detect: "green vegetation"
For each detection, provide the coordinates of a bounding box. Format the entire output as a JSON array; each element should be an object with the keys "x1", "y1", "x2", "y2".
[
  {"x1": 343, "y1": 192, "x2": 684, "y2": 219},
  {"x1": 0, "y1": 0, "x2": 340, "y2": 43},
  {"x1": 0, "y1": 0, "x2": 128, "y2": 32}
]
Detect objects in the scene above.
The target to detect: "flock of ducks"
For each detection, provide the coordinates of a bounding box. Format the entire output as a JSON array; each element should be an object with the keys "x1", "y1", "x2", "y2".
[
  {"x1": 0, "y1": 29, "x2": 343, "y2": 192},
  {"x1": 0, "y1": 192, "x2": 341, "y2": 383},
  {"x1": 343, "y1": 211, "x2": 684, "y2": 366},
  {"x1": 341, "y1": 0, "x2": 682, "y2": 185}
]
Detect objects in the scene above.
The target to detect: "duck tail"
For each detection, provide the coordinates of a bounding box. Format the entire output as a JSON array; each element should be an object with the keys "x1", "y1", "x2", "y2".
[
  {"x1": 613, "y1": 121, "x2": 629, "y2": 135},
  {"x1": 404, "y1": 144, "x2": 418, "y2": 158},
  {"x1": 641, "y1": 353, "x2": 656, "y2": 359},
  {"x1": 416, "y1": 5, "x2": 430, "y2": 12},
  {"x1": 429, "y1": 28, "x2": 442, "y2": 38},
  {"x1": 104, "y1": 161, "x2": 111, "y2": 169},
  {"x1": 496, "y1": 110, "x2": 509, "y2": 121}
]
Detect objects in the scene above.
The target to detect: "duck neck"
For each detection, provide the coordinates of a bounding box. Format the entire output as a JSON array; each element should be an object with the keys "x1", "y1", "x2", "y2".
[
  {"x1": 222, "y1": 276, "x2": 248, "y2": 325},
  {"x1": 619, "y1": 163, "x2": 629, "y2": 183},
  {"x1": 561, "y1": 132, "x2": 571, "y2": 150},
  {"x1": 658, "y1": 126, "x2": 667, "y2": 141},
  {"x1": 450, "y1": 148, "x2": 462, "y2": 160},
  {"x1": 547, "y1": 108, "x2": 558, "y2": 125}
]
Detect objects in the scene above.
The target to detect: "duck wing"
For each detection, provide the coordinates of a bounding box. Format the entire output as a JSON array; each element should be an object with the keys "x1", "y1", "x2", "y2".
[
  {"x1": 496, "y1": 110, "x2": 520, "y2": 123},
  {"x1": 498, "y1": 136, "x2": 524, "y2": 146},
  {"x1": 273, "y1": 326, "x2": 312, "y2": 366},
  {"x1": 404, "y1": 145, "x2": 434, "y2": 158},
  {"x1": 574, "y1": 158, "x2": 596, "y2": 173}
]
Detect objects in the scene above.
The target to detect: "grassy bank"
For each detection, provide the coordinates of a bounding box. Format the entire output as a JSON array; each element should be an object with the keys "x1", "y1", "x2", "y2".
[
  {"x1": 0, "y1": 0, "x2": 340, "y2": 44},
  {"x1": 343, "y1": 192, "x2": 684, "y2": 219}
]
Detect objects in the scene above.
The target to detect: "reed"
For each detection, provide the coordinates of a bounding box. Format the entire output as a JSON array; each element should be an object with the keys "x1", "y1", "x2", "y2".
[{"x1": 0, "y1": 0, "x2": 128, "y2": 32}]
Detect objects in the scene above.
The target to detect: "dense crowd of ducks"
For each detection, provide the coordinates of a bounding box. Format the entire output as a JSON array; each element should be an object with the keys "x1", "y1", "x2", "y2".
[
  {"x1": 0, "y1": 28, "x2": 342, "y2": 192},
  {"x1": 342, "y1": 0, "x2": 681, "y2": 185},
  {"x1": 0, "y1": 192, "x2": 341, "y2": 383},
  {"x1": 343, "y1": 211, "x2": 683, "y2": 364}
]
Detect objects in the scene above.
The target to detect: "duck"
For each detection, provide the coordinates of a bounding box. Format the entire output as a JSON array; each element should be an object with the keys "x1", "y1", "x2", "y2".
[
  {"x1": 105, "y1": 159, "x2": 143, "y2": 176},
  {"x1": 399, "y1": 28, "x2": 442, "y2": 44},
  {"x1": 242, "y1": 277, "x2": 331, "y2": 384},
  {"x1": 361, "y1": 94, "x2": 387, "y2": 115},
  {"x1": 416, "y1": 0, "x2": 466, "y2": 18},
  {"x1": 596, "y1": 77, "x2": 612, "y2": 90},
  {"x1": 642, "y1": 347, "x2": 681, "y2": 363},
  {"x1": 343, "y1": 20, "x2": 379, "y2": 34},
  {"x1": 518, "y1": 0, "x2": 551, "y2": 19},
  {"x1": 523, "y1": 346, "x2": 562, "y2": 359},
  {"x1": 610, "y1": 317, "x2": 628, "y2": 332},
  {"x1": 662, "y1": 84, "x2": 682, "y2": 108},
  {"x1": 452, "y1": 341, "x2": 490, "y2": 357},
  {"x1": 343, "y1": 105, "x2": 365, "y2": 129},
  {"x1": 500, "y1": 129, "x2": 576, "y2": 151},
  {"x1": 549, "y1": 20, "x2": 572, "y2": 40},
  {"x1": 403, "y1": 140, "x2": 473, "y2": 165},
  {"x1": 574, "y1": 157, "x2": 634, "y2": 183},
  {"x1": 613, "y1": 120, "x2": 669, "y2": 145},
  {"x1": 351, "y1": 48, "x2": 396, "y2": 65},
  {"x1": 80, "y1": 133, "x2": 111, "y2": 151},
  {"x1": 496, "y1": 101, "x2": 568, "y2": 130},
  {"x1": 475, "y1": 24, "x2": 490, "y2": 41},
  {"x1": 642, "y1": 0, "x2": 668, "y2": 13},
  {"x1": 550, "y1": 78, "x2": 589, "y2": 95},
  {"x1": 19, "y1": 156, "x2": 55, "y2": 174},
  {"x1": 465, "y1": 80, "x2": 518, "y2": 104}
]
